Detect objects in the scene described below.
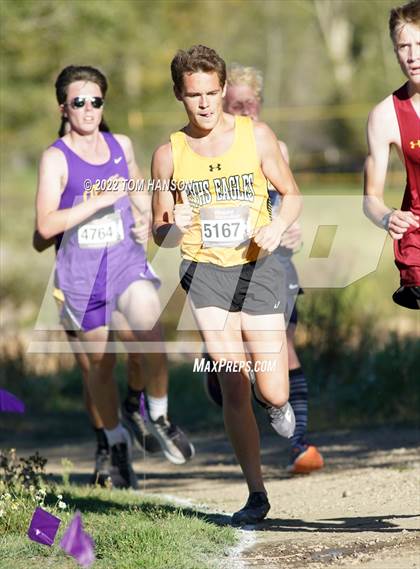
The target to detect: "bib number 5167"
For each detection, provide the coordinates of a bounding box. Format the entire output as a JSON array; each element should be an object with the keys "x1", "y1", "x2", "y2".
[{"x1": 202, "y1": 221, "x2": 241, "y2": 240}]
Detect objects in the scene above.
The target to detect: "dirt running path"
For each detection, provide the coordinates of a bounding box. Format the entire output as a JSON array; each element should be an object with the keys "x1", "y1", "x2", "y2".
[{"x1": 16, "y1": 427, "x2": 420, "y2": 569}]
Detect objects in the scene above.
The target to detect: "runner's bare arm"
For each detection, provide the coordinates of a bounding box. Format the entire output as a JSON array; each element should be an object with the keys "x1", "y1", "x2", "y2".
[
  {"x1": 253, "y1": 122, "x2": 302, "y2": 252},
  {"x1": 278, "y1": 140, "x2": 290, "y2": 165},
  {"x1": 363, "y1": 99, "x2": 419, "y2": 239},
  {"x1": 36, "y1": 147, "x2": 126, "y2": 239},
  {"x1": 276, "y1": 139, "x2": 302, "y2": 251},
  {"x1": 115, "y1": 134, "x2": 151, "y2": 245},
  {"x1": 151, "y1": 143, "x2": 192, "y2": 247}
]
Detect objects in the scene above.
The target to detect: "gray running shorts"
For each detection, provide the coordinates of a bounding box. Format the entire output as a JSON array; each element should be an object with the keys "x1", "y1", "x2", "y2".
[{"x1": 180, "y1": 254, "x2": 286, "y2": 315}]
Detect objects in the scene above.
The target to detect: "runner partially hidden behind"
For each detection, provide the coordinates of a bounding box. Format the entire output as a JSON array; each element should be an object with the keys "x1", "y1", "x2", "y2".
[
  {"x1": 202, "y1": 63, "x2": 324, "y2": 475},
  {"x1": 152, "y1": 45, "x2": 302, "y2": 524},
  {"x1": 364, "y1": 0, "x2": 420, "y2": 309},
  {"x1": 35, "y1": 65, "x2": 193, "y2": 489}
]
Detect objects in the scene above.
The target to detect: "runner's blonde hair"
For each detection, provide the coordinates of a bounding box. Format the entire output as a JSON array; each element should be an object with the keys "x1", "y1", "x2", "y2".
[
  {"x1": 227, "y1": 64, "x2": 264, "y2": 102},
  {"x1": 389, "y1": 0, "x2": 420, "y2": 43}
]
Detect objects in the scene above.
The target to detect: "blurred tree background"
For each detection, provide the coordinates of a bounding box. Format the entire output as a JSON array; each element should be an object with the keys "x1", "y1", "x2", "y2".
[
  {"x1": 1, "y1": 0, "x2": 404, "y2": 169},
  {"x1": 0, "y1": 0, "x2": 418, "y2": 434}
]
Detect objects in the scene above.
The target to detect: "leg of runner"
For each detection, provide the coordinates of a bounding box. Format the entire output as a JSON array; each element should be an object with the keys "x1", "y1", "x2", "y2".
[
  {"x1": 198, "y1": 306, "x2": 265, "y2": 490},
  {"x1": 116, "y1": 280, "x2": 194, "y2": 464},
  {"x1": 112, "y1": 312, "x2": 162, "y2": 456},
  {"x1": 78, "y1": 326, "x2": 137, "y2": 489},
  {"x1": 191, "y1": 304, "x2": 270, "y2": 524},
  {"x1": 241, "y1": 313, "x2": 295, "y2": 439},
  {"x1": 286, "y1": 323, "x2": 324, "y2": 474},
  {"x1": 66, "y1": 332, "x2": 111, "y2": 485}
]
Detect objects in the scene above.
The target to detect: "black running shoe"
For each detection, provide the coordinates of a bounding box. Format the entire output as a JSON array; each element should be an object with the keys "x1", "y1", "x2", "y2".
[
  {"x1": 392, "y1": 285, "x2": 420, "y2": 310},
  {"x1": 90, "y1": 447, "x2": 111, "y2": 487},
  {"x1": 121, "y1": 402, "x2": 161, "y2": 454},
  {"x1": 231, "y1": 492, "x2": 270, "y2": 526},
  {"x1": 109, "y1": 429, "x2": 138, "y2": 489},
  {"x1": 147, "y1": 416, "x2": 195, "y2": 465}
]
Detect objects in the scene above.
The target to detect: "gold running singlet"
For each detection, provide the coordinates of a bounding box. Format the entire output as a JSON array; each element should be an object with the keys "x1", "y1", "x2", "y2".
[{"x1": 171, "y1": 116, "x2": 271, "y2": 267}]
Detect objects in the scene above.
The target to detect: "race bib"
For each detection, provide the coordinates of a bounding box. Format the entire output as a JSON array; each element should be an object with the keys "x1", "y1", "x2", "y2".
[
  {"x1": 78, "y1": 210, "x2": 124, "y2": 249},
  {"x1": 200, "y1": 205, "x2": 249, "y2": 248}
]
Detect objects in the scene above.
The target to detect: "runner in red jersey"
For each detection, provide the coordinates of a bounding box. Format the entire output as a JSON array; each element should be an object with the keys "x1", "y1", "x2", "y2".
[
  {"x1": 393, "y1": 83, "x2": 420, "y2": 294},
  {"x1": 364, "y1": 0, "x2": 420, "y2": 309}
]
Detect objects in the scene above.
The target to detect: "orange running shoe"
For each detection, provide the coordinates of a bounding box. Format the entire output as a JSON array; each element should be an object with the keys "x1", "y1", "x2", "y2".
[{"x1": 287, "y1": 444, "x2": 324, "y2": 474}]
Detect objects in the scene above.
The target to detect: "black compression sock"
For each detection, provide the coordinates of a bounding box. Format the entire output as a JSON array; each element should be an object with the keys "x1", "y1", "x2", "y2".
[
  {"x1": 94, "y1": 427, "x2": 109, "y2": 452},
  {"x1": 124, "y1": 387, "x2": 143, "y2": 413}
]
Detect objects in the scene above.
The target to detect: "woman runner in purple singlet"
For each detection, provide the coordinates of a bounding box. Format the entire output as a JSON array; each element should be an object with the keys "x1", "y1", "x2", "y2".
[{"x1": 35, "y1": 66, "x2": 194, "y2": 489}]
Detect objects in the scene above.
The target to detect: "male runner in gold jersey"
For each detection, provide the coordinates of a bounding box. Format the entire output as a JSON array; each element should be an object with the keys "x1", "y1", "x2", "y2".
[
  {"x1": 203, "y1": 63, "x2": 323, "y2": 475},
  {"x1": 152, "y1": 45, "x2": 302, "y2": 524}
]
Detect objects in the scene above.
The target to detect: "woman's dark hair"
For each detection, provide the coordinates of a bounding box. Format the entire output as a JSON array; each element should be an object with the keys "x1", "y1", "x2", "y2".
[{"x1": 55, "y1": 65, "x2": 110, "y2": 137}]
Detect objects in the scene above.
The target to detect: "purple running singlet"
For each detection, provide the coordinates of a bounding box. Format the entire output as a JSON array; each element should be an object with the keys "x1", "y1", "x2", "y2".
[{"x1": 53, "y1": 132, "x2": 160, "y2": 331}]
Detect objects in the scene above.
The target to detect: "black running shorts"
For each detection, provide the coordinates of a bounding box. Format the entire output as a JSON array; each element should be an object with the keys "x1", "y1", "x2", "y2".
[
  {"x1": 180, "y1": 254, "x2": 286, "y2": 315},
  {"x1": 274, "y1": 255, "x2": 302, "y2": 326}
]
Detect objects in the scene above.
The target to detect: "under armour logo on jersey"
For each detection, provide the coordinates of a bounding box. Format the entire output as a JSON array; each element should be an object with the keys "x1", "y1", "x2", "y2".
[
  {"x1": 209, "y1": 163, "x2": 221, "y2": 172},
  {"x1": 409, "y1": 140, "x2": 420, "y2": 149}
]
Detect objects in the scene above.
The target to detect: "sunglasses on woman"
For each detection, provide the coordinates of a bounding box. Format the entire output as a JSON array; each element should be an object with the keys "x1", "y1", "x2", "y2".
[{"x1": 66, "y1": 96, "x2": 104, "y2": 109}]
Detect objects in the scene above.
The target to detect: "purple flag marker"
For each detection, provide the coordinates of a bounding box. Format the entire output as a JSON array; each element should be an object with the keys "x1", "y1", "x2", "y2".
[
  {"x1": 0, "y1": 389, "x2": 25, "y2": 413},
  {"x1": 27, "y1": 507, "x2": 61, "y2": 546},
  {"x1": 60, "y1": 511, "x2": 95, "y2": 568}
]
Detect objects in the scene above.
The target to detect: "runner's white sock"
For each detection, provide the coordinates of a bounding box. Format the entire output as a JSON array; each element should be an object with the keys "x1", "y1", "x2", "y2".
[
  {"x1": 104, "y1": 423, "x2": 126, "y2": 447},
  {"x1": 147, "y1": 395, "x2": 168, "y2": 421}
]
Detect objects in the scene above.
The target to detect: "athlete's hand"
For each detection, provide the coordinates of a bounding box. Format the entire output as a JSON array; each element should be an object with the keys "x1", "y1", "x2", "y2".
[
  {"x1": 98, "y1": 175, "x2": 127, "y2": 207},
  {"x1": 131, "y1": 217, "x2": 152, "y2": 245},
  {"x1": 279, "y1": 221, "x2": 302, "y2": 251},
  {"x1": 252, "y1": 218, "x2": 284, "y2": 253},
  {"x1": 387, "y1": 209, "x2": 419, "y2": 240},
  {"x1": 174, "y1": 203, "x2": 193, "y2": 233}
]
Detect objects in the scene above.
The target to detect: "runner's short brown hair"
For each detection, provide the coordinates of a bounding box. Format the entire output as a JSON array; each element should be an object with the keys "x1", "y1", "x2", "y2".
[
  {"x1": 389, "y1": 0, "x2": 420, "y2": 43},
  {"x1": 171, "y1": 45, "x2": 226, "y2": 94}
]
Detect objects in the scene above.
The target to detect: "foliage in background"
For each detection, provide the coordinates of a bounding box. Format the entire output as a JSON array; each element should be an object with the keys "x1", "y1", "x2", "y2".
[
  {"x1": 297, "y1": 288, "x2": 420, "y2": 428},
  {"x1": 1, "y1": 0, "x2": 402, "y2": 171}
]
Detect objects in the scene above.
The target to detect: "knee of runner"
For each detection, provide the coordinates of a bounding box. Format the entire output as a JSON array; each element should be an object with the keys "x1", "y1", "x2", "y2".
[
  {"x1": 88, "y1": 351, "x2": 116, "y2": 369},
  {"x1": 258, "y1": 385, "x2": 289, "y2": 409}
]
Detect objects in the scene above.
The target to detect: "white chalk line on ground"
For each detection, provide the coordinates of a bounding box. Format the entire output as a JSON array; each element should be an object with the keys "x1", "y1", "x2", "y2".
[{"x1": 142, "y1": 492, "x2": 257, "y2": 569}]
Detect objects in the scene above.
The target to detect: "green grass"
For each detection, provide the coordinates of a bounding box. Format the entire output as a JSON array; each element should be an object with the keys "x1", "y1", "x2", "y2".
[{"x1": 0, "y1": 485, "x2": 236, "y2": 569}]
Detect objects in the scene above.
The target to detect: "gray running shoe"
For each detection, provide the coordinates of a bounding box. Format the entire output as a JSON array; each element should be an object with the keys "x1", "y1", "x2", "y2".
[
  {"x1": 267, "y1": 401, "x2": 296, "y2": 438},
  {"x1": 231, "y1": 492, "x2": 270, "y2": 526},
  {"x1": 147, "y1": 416, "x2": 195, "y2": 465},
  {"x1": 109, "y1": 428, "x2": 138, "y2": 489},
  {"x1": 121, "y1": 403, "x2": 161, "y2": 454}
]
